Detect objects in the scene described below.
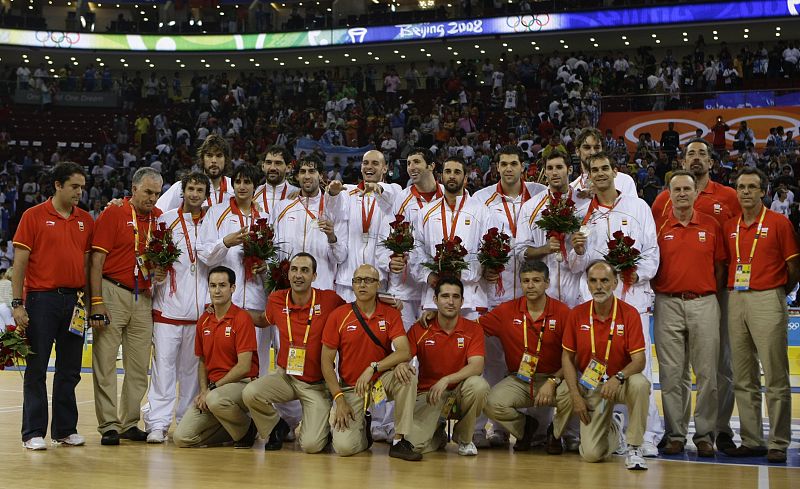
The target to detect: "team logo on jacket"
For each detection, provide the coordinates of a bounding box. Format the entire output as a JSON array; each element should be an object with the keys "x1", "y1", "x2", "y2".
[
  {"x1": 616, "y1": 324, "x2": 624, "y2": 336},
  {"x1": 664, "y1": 234, "x2": 674, "y2": 241},
  {"x1": 78, "y1": 221, "x2": 84, "y2": 231},
  {"x1": 425, "y1": 339, "x2": 435, "y2": 346},
  {"x1": 729, "y1": 232, "x2": 737, "y2": 239},
  {"x1": 698, "y1": 231, "x2": 706, "y2": 242},
  {"x1": 314, "y1": 304, "x2": 321, "y2": 315},
  {"x1": 548, "y1": 319, "x2": 557, "y2": 331},
  {"x1": 203, "y1": 329, "x2": 211, "y2": 336},
  {"x1": 457, "y1": 337, "x2": 465, "y2": 348},
  {"x1": 513, "y1": 318, "x2": 523, "y2": 324},
  {"x1": 126, "y1": 221, "x2": 134, "y2": 227},
  {"x1": 713, "y1": 203, "x2": 722, "y2": 214},
  {"x1": 761, "y1": 228, "x2": 769, "y2": 238},
  {"x1": 46, "y1": 220, "x2": 55, "y2": 227},
  {"x1": 225, "y1": 326, "x2": 232, "y2": 337},
  {"x1": 378, "y1": 320, "x2": 386, "y2": 332},
  {"x1": 464, "y1": 219, "x2": 471, "y2": 225},
  {"x1": 621, "y1": 219, "x2": 628, "y2": 226}
]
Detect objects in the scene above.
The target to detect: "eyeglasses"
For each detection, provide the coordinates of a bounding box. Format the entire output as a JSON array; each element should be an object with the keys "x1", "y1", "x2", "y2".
[{"x1": 352, "y1": 277, "x2": 379, "y2": 285}]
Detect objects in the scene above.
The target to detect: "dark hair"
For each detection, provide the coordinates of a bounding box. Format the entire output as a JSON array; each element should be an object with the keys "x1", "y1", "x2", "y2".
[
  {"x1": 181, "y1": 171, "x2": 211, "y2": 198},
  {"x1": 575, "y1": 127, "x2": 603, "y2": 149},
  {"x1": 667, "y1": 169, "x2": 696, "y2": 188},
  {"x1": 519, "y1": 260, "x2": 550, "y2": 281},
  {"x1": 197, "y1": 134, "x2": 231, "y2": 168},
  {"x1": 735, "y1": 167, "x2": 769, "y2": 192},
  {"x1": 263, "y1": 145, "x2": 291, "y2": 164},
  {"x1": 407, "y1": 147, "x2": 434, "y2": 166},
  {"x1": 290, "y1": 252, "x2": 317, "y2": 273},
  {"x1": 586, "y1": 151, "x2": 613, "y2": 169},
  {"x1": 434, "y1": 276, "x2": 464, "y2": 297},
  {"x1": 53, "y1": 162, "x2": 86, "y2": 186},
  {"x1": 232, "y1": 163, "x2": 262, "y2": 186},
  {"x1": 296, "y1": 154, "x2": 325, "y2": 173},
  {"x1": 585, "y1": 260, "x2": 618, "y2": 277},
  {"x1": 442, "y1": 155, "x2": 467, "y2": 173},
  {"x1": 544, "y1": 149, "x2": 570, "y2": 164},
  {"x1": 683, "y1": 137, "x2": 714, "y2": 156},
  {"x1": 208, "y1": 265, "x2": 236, "y2": 284},
  {"x1": 497, "y1": 144, "x2": 524, "y2": 162}
]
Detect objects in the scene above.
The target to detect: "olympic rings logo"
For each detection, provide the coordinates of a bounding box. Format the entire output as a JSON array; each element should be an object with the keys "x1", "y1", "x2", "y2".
[
  {"x1": 505, "y1": 14, "x2": 550, "y2": 33},
  {"x1": 34, "y1": 31, "x2": 81, "y2": 48}
]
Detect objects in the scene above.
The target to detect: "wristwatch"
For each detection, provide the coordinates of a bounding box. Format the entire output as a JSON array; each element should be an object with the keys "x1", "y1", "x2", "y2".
[
  {"x1": 615, "y1": 371, "x2": 626, "y2": 384},
  {"x1": 11, "y1": 298, "x2": 24, "y2": 309},
  {"x1": 370, "y1": 361, "x2": 379, "y2": 374},
  {"x1": 548, "y1": 377, "x2": 562, "y2": 387},
  {"x1": 207, "y1": 381, "x2": 217, "y2": 391}
]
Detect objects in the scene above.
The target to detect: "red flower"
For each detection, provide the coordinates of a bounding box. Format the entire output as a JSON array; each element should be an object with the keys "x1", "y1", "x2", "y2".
[
  {"x1": 623, "y1": 236, "x2": 635, "y2": 247},
  {"x1": 612, "y1": 230, "x2": 624, "y2": 241}
]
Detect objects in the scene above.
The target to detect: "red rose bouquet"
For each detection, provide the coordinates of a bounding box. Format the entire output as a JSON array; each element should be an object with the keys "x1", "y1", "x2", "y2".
[
  {"x1": 381, "y1": 213, "x2": 415, "y2": 282},
  {"x1": 146, "y1": 222, "x2": 183, "y2": 295},
  {"x1": 536, "y1": 192, "x2": 581, "y2": 262},
  {"x1": 264, "y1": 258, "x2": 292, "y2": 292},
  {"x1": 0, "y1": 326, "x2": 34, "y2": 376},
  {"x1": 478, "y1": 227, "x2": 512, "y2": 296},
  {"x1": 603, "y1": 230, "x2": 642, "y2": 298},
  {"x1": 242, "y1": 218, "x2": 280, "y2": 282},
  {"x1": 422, "y1": 236, "x2": 470, "y2": 283}
]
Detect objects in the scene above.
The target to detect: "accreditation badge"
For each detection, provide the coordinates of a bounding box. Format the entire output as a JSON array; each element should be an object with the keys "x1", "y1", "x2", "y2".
[
  {"x1": 440, "y1": 394, "x2": 457, "y2": 419},
  {"x1": 516, "y1": 352, "x2": 538, "y2": 383},
  {"x1": 286, "y1": 346, "x2": 306, "y2": 376},
  {"x1": 578, "y1": 357, "x2": 607, "y2": 390},
  {"x1": 136, "y1": 254, "x2": 150, "y2": 276},
  {"x1": 371, "y1": 379, "x2": 388, "y2": 406},
  {"x1": 68, "y1": 300, "x2": 87, "y2": 338},
  {"x1": 733, "y1": 264, "x2": 752, "y2": 291}
]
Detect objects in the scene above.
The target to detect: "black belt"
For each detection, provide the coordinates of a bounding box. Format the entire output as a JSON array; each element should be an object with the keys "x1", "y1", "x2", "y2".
[
  {"x1": 30, "y1": 288, "x2": 81, "y2": 295},
  {"x1": 667, "y1": 291, "x2": 715, "y2": 301},
  {"x1": 103, "y1": 276, "x2": 134, "y2": 293}
]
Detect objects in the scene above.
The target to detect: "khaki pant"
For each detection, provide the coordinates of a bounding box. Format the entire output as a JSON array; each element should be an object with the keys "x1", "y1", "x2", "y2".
[
  {"x1": 173, "y1": 381, "x2": 251, "y2": 447},
  {"x1": 328, "y1": 369, "x2": 417, "y2": 457},
  {"x1": 484, "y1": 374, "x2": 555, "y2": 439},
  {"x1": 553, "y1": 374, "x2": 650, "y2": 462},
  {"x1": 92, "y1": 279, "x2": 154, "y2": 434},
  {"x1": 407, "y1": 376, "x2": 490, "y2": 453},
  {"x1": 728, "y1": 288, "x2": 792, "y2": 450},
  {"x1": 654, "y1": 293, "x2": 720, "y2": 444},
  {"x1": 243, "y1": 370, "x2": 331, "y2": 453}
]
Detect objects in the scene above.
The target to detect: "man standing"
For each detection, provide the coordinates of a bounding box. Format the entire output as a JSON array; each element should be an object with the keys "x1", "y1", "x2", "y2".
[
  {"x1": 142, "y1": 172, "x2": 211, "y2": 443},
  {"x1": 403, "y1": 277, "x2": 489, "y2": 456},
  {"x1": 723, "y1": 168, "x2": 799, "y2": 464},
  {"x1": 554, "y1": 261, "x2": 650, "y2": 470},
  {"x1": 173, "y1": 266, "x2": 260, "y2": 448},
  {"x1": 156, "y1": 134, "x2": 235, "y2": 211},
  {"x1": 569, "y1": 128, "x2": 638, "y2": 199},
  {"x1": 652, "y1": 170, "x2": 725, "y2": 457},
  {"x1": 568, "y1": 152, "x2": 663, "y2": 456},
  {"x1": 273, "y1": 155, "x2": 347, "y2": 290},
  {"x1": 321, "y1": 265, "x2": 421, "y2": 461},
  {"x1": 243, "y1": 253, "x2": 345, "y2": 453},
  {"x1": 253, "y1": 145, "x2": 298, "y2": 218},
  {"x1": 651, "y1": 138, "x2": 740, "y2": 451},
  {"x1": 481, "y1": 261, "x2": 570, "y2": 453},
  {"x1": 13, "y1": 162, "x2": 93, "y2": 450},
  {"x1": 90, "y1": 167, "x2": 163, "y2": 445}
]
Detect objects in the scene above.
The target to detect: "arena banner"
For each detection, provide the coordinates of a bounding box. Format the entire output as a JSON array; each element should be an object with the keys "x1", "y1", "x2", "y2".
[
  {"x1": 599, "y1": 106, "x2": 800, "y2": 152},
  {"x1": 0, "y1": 0, "x2": 797, "y2": 51},
  {"x1": 12, "y1": 89, "x2": 119, "y2": 107}
]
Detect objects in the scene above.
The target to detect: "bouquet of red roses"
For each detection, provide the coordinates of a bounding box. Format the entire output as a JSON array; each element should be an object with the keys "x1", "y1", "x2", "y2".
[
  {"x1": 0, "y1": 326, "x2": 34, "y2": 377},
  {"x1": 264, "y1": 258, "x2": 292, "y2": 292},
  {"x1": 381, "y1": 213, "x2": 414, "y2": 282},
  {"x1": 422, "y1": 236, "x2": 470, "y2": 283},
  {"x1": 146, "y1": 222, "x2": 183, "y2": 295},
  {"x1": 603, "y1": 230, "x2": 642, "y2": 298},
  {"x1": 242, "y1": 218, "x2": 279, "y2": 282},
  {"x1": 478, "y1": 227, "x2": 512, "y2": 296},
  {"x1": 536, "y1": 192, "x2": 581, "y2": 262}
]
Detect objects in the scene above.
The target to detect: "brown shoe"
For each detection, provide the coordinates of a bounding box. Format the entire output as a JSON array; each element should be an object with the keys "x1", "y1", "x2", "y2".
[
  {"x1": 767, "y1": 449, "x2": 787, "y2": 463},
  {"x1": 724, "y1": 445, "x2": 768, "y2": 457},
  {"x1": 661, "y1": 440, "x2": 684, "y2": 455},
  {"x1": 695, "y1": 441, "x2": 714, "y2": 458}
]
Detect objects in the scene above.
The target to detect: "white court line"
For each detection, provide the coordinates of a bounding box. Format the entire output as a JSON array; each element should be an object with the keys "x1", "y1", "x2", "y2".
[{"x1": 758, "y1": 466, "x2": 769, "y2": 489}]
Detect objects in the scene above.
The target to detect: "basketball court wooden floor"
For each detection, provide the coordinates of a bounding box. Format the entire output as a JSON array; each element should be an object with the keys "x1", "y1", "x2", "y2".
[{"x1": 0, "y1": 371, "x2": 797, "y2": 489}]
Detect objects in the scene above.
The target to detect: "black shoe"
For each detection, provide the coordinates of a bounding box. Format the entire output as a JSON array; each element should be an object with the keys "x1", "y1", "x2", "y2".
[
  {"x1": 545, "y1": 423, "x2": 563, "y2": 455},
  {"x1": 364, "y1": 410, "x2": 373, "y2": 449},
  {"x1": 234, "y1": 421, "x2": 257, "y2": 449},
  {"x1": 715, "y1": 432, "x2": 736, "y2": 452},
  {"x1": 388, "y1": 439, "x2": 422, "y2": 461},
  {"x1": 264, "y1": 418, "x2": 290, "y2": 451},
  {"x1": 101, "y1": 430, "x2": 120, "y2": 446},
  {"x1": 119, "y1": 427, "x2": 147, "y2": 442},
  {"x1": 513, "y1": 415, "x2": 538, "y2": 452},
  {"x1": 724, "y1": 445, "x2": 768, "y2": 457}
]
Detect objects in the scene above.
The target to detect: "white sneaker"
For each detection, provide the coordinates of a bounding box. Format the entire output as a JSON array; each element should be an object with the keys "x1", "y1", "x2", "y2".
[
  {"x1": 612, "y1": 412, "x2": 627, "y2": 455},
  {"x1": 472, "y1": 432, "x2": 490, "y2": 449},
  {"x1": 625, "y1": 446, "x2": 648, "y2": 470},
  {"x1": 640, "y1": 440, "x2": 659, "y2": 458},
  {"x1": 23, "y1": 437, "x2": 47, "y2": 450},
  {"x1": 458, "y1": 441, "x2": 478, "y2": 456},
  {"x1": 53, "y1": 434, "x2": 85, "y2": 446},
  {"x1": 147, "y1": 430, "x2": 166, "y2": 444}
]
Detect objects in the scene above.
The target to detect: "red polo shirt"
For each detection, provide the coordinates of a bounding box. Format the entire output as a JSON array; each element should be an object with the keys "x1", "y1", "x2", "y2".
[
  {"x1": 92, "y1": 198, "x2": 162, "y2": 290},
  {"x1": 653, "y1": 210, "x2": 726, "y2": 294},
  {"x1": 724, "y1": 207, "x2": 800, "y2": 290},
  {"x1": 478, "y1": 296, "x2": 569, "y2": 375},
  {"x1": 407, "y1": 316, "x2": 485, "y2": 391},
  {"x1": 13, "y1": 199, "x2": 94, "y2": 291},
  {"x1": 322, "y1": 301, "x2": 406, "y2": 386},
  {"x1": 652, "y1": 180, "x2": 741, "y2": 229},
  {"x1": 195, "y1": 304, "x2": 260, "y2": 383},
  {"x1": 265, "y1": 288, "x2": 345, "y2": 384},
  {"x1": 562, "y1": 299, "x2": 645, "y2": 376}
]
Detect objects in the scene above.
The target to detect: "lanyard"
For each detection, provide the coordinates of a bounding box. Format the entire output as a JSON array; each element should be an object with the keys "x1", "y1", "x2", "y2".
[
  {"x1": 262, "y1": 183, "x2": 288, "y2": 214},
  {"x1": 230, "y1": 197, "x2": 260, "y2": 228},
  {"x1": 300, "y1": 194, "x2": 325, "y2": 220},
  {"x1": 522, "y1": 307, "x2": 546, "y2": 358},
  {"x1": 440, "y1": 192, "x2": 467, "y2": 241},
  {"x1": 588, "y1": 297, "x2": 618, "y2": 363},
  {"x1": 208, "y1": 178, "x2": 227, "y2": 206},
  {"x1": 735, "y1": 206, "x2": 767, "y2": 264},
  {"x1": 410, "y1": 184, "x2": 443, "y2": 209},
  {"x1": 361, "y1": 192, "x2": 377, "y2": 234},
  {"x1": 130, "y1": 203, "x2": 153, "y2": 257},
  {"x1": 496, "y1": 181, "x2": 530, "y2": 237},
  {"x1": 286, "y1": 289, "x2": 315, "y2": 346},
  {"x1": 581, "y1": 195, "x2": 619, "y2": 226},
  {"x1": 178, "y1": 209, "x2": 204, "y2": 265}
]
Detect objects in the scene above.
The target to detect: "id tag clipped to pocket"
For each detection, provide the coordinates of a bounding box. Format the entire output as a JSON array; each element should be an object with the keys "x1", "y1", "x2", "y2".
[
  {"x1": 286, "y1": 346, "x2": 306, "y2": 376},
  {"x1": 440, "y1": 394, "x2": 457, "y2": 419},
  {"x1": 578, "y1": 358, "x2": 607, "y2": 390}
]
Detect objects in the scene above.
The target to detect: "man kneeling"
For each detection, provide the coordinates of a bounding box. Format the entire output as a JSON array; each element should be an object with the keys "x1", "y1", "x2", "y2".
[
  {"x1": 553, "y1": 261, "x2": 650, "y2": 470},
  {"x1": 173, "y1": 266, "x2": 259, "y2": 448},
  {"x1": 403, "y1": 277, "x2": 490, "y2": 456}
]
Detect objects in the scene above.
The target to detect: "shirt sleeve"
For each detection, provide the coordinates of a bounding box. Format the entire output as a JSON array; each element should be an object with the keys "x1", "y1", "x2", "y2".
[
  {"x1": 625, "y1": 308, "x2": 645, "y2": 355},
  {"x1": 12, "y1": 207, "x2": 36, "y2": 251},
  {"x1": 387, "y1": 307, "x2": 407, "y2": 341},
  {"x1": 264, "y1": 292, "x2": 278, "y2": 326},
  {"x1": 712, "y1": 219, "x2": 727, "y2": 263},
  {"x1": 476, "y1": 305, "x2": 503, "y2": 337},
  {"x1": 196, "y1": 206, "x2": 229, "y2": 267},
  {"x1": 467, "y1": 322, "x2": 485, "y2": 358},
  {"x1": 406, "y1": 324, "x2": 420, "y2": 358},
  {"x1": 91, "y1": 206, "x2": 118, "y2": 254},
  {"x1": 321, "y1": 308, "x2": 342, "y2": 350},
  {"x1": 777, "y1": 214, "x2": 800, "y2": 261}
]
